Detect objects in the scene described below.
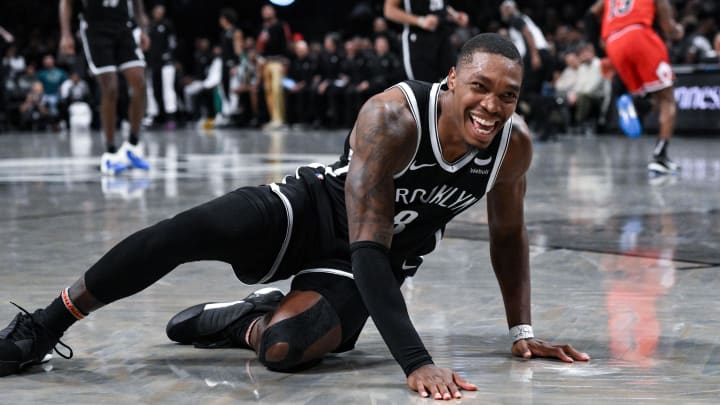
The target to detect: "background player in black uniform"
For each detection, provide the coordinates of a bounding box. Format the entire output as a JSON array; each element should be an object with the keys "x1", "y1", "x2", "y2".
[
  {"x1": 499, "y1": 0, "x2": 555, "y2": 140},
  {"x1": 146, "y1": 3, "x2": 177, "y2": 129},
  {"x1": 59, "y1": 0, "x2": 150, "y2": 175},
  {"x1": 0, "y1": 34, "x2": 588, "y2": 400},
  {"x1": 384, "y1": 0, "x2": 469, "y2": 82}
]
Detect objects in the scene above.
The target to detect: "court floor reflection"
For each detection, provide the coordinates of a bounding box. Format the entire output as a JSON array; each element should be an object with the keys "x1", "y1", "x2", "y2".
[{"x1": 0, "y1": 129, "x2": 718, "y2": 404}]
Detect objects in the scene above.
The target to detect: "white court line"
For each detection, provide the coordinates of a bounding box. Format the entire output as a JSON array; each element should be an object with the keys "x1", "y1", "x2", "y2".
[{"x1": 0, "y1": 153, "x2": 339, "y2": 183}]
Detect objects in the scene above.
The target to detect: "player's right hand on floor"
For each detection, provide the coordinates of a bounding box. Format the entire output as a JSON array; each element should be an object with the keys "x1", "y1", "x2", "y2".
[{"x1": 406, "y1": 364, "x2": 477, "y2": 400}]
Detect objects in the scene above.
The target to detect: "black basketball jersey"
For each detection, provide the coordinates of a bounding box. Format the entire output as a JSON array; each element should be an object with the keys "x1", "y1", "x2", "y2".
[
  {"x1": 404, "y1": 0, "x2": 446, "y2": 17},
  {"x1": 404, "y1": 0, "x2": 449, "y2": 29},
  {"x1": 322, "y1": 80, "x2": 514, "y2": 262},
  {"x1": 81, "y1": 0, "x2": 134, "y2": 26},
  {"x1": 220, "y1": 28, "x2": 237, "y2": 68},
  {"x1": 148, "y1": 18, "x2": 175, "y2": 64}
]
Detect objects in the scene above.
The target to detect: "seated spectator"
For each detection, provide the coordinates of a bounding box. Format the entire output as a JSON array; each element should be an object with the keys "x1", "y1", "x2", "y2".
[
  {"x1": 16, "y1": 63, "x2": 37, "y2": 96},
  {"x1": 59, "y1": 71, "x2": 92, "y2": 129},
  {"x1": 703, "y1": 32, "x2": 720, "y2": 63},
  {"x1": 60, "y1": 71, "x2": 91, "y2": 106},
  {"x1": 541, "y1": 50, "x2": 581, "y2": 135},
  {"x1": 178, "y1": 38, "x2": 211, "y2": 118},
  {"x1": 230, "y1": 30, "x2": 263, "y2": 127},
  {"x1": 573, "y1": 42, "x2": 607, "y2": 133},
  {"x1": 552, "y1": 44, "x2": 606, "y2": 134},
  {"x1": 3, "y1": 63, "x2": 37, "y2": 129},
  {"x1": 314, "y1": 32, "x2": 343, "y2": 128},
  {"x1": 285, "y1": 39, "x2": 318, "y2": 127},
  {"x1": 700, "y1": 31, "x2": 720, "y2": 63},
  {"x1": 372, "y1": 35, "x2": 402, "y2": 91},
  {"x1": 2, "y1": 43, "x2": 26, "y2": 80},
  {"x1": 343, "y1": 35, "x2": 397, "y2": 126},
  {"x1": 19, "y1": 80, "x2": 53, "y2": 130},
  {"x1": 37, "y1": 54, "x2": 68, "y2": 118},
  {"x1": 183, "y1": 45, "x2": 223, "y2": 129},
  {"x1": 677, "y1": 15, "x2": 716, "y2": 64},
  {"x1": 554, "y1": 51, "x2": 580, "y2": 100},
  {"x1": 338, "y1": 37, "x2": 371, "y2": 128},
  {"x1": 371, "y1": 16, "x2": 400, "y2": 56}
]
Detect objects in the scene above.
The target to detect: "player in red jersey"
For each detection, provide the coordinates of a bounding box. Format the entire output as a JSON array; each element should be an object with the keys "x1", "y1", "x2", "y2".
[{"x1": 589, "y1": 0, "x2": 684, "y2": 174}]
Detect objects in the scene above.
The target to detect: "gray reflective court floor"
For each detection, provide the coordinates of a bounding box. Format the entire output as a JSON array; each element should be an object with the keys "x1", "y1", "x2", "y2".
[{"x1": 0, "y1": 128, "x2": 718, "y2": 404}]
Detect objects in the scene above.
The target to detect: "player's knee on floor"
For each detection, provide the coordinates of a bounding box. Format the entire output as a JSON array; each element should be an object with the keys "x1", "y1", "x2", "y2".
[{"x1": 257, "y1": 296, "x2": 340, "y2": 372}]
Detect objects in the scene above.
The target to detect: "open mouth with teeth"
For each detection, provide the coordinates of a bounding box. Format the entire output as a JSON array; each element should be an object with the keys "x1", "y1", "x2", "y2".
[{"x1": 469, "y1": 113, "x2": 499, "y2": 139}]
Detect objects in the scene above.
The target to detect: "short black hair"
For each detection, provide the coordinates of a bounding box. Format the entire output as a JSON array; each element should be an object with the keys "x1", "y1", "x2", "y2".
[
  {"x1": 457, "y1": 33, "x2": 523, "y2": 69},
  {"x1": 219, "y1": 8, "x2": 238, "y2": 25}
]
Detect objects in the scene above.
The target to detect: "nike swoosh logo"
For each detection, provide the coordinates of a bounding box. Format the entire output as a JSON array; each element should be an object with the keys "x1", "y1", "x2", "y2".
[
  {"x1": 473, "y1": 156, "x2": 492, "y2": 166},
  {"x1": 401, "y1": 263, "x2": 416, "y2": 270},
  {"x1": 409, "y1": 161, "x2": 437, "y2": 170}
]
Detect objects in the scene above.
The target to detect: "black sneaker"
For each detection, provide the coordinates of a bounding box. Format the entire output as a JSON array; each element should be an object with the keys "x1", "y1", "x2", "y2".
[
  {"x1": 648, "y1": 155, "x2": 679, "y2": 174},
  {"x1": 0, "y1": 303, "x2": 73, "y2": 377},
  {"x1": 166, "y1": 287, "x2": 284, "y2": 348}
]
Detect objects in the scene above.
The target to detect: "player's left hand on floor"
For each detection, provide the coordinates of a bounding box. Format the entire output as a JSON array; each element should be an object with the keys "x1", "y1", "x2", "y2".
[
  {"x1": 406, "y1": 364, "x2": 477, "y2": 400},
  {"x1": 511, "y1": 338, "x2": 590, "y2": 363}
]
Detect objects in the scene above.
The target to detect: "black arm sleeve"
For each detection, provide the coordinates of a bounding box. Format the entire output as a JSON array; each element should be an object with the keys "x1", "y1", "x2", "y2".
[{"x1": 350, "y1": 241, "x2": 434, "y2": 376}]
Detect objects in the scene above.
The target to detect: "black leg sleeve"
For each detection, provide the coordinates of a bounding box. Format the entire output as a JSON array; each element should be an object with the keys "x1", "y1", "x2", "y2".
[{"x1": 84, "y1": 187, "x2": 281, "y2": 303}]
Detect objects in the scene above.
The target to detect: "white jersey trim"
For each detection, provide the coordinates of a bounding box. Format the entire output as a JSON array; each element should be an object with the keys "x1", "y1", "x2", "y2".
[
  {"x1": 79, "y1": 19, "x2": 114, "y2": 75},
  {"x1": 392, "y1": 82, "x2": 423, "y2": 179},
  {"x1": 119, "y1": 60, "x2": 146, "y2": 71},
  {"x1": 401, "y1": 0, "x2": 415, "y2": 80},
  {"x1": 296, "y1": 268, "x2": 354, "y2": 279},
  {"x1": 257, "y1": 183, "x2": 294, "y2": 283},
  {"x1": 328, "y1": 82, "x2": 421, "y2": 180},
  {"x1": 485, "y1": 117, "x2": 514, "y2": 194},
  {"x1": 428, "y1": 82, "x2": 477, "y2": 172},
  {"x1": 401, "y1": 27, "x2": 415, "y2": 80}
]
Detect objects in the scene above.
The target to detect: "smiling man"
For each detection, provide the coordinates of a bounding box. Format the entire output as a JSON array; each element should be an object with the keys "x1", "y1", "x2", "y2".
[{"x1": 0, "y1": 33, "x2": 587, "y2": 400}]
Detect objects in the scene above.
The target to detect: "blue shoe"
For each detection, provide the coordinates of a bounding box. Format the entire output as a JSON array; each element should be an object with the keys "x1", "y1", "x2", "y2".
[
  {"x1": 617, "y1": 94, "x2": 642, "y2": 138},
  {"x1": 101, "y1": 152, "x2": 130, "y2": 175},
  {"x1": 119, "y1": 141, "x2": 150, "y2": 170}
]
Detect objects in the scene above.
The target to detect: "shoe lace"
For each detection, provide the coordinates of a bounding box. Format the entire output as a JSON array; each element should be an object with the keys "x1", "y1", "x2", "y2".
[{"x1": 9, "y1": 302, "x2": 74, "y2": 360}]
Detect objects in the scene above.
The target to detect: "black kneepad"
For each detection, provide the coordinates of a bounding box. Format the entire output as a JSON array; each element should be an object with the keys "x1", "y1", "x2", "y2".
[{"x1": 258, "y1": 296, "x2": 339, "y2": 371}]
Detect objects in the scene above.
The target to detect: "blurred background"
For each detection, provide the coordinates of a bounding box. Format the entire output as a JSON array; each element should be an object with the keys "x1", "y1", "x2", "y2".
[{"x1": 1, "y1": 0, "x2": 718, "y2": 134}]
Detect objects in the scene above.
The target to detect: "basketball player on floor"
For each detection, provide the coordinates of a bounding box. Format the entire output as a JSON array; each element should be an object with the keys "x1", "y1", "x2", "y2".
[
  {"x1": 589, "y1": 0, "x2": 684, "y2": 174},
  {"x1": 59, "y1": 0, "x2": 151, "y2": 175},
  {"x1": 0, "y1": 34, "x2": 588, "y2": 400}
]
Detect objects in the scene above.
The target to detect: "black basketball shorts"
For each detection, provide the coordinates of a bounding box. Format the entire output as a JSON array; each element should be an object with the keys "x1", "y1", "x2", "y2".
[
  {"x1": 228, "y1": 170, "x2": 368, "y2": 351},
  {"x1": 79, "y1": 19, "x2": 145, "y2": 75}
]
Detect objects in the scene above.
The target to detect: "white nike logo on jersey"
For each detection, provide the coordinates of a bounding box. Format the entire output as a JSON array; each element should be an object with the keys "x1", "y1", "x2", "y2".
[
  {"x1": 401, "y1": 262, "x2": 416, "y2": 270},
  {"x1": 409, "y1": 161, "x2": 437, "y2": 170},
  {"x1": 473, "y1": 156, "x2": 492, "y2": 166}
]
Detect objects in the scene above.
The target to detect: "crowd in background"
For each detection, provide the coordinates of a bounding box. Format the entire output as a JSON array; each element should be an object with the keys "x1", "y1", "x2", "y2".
[{"x1": 0, "y1": 0, "x2": 719, "y2": 134}]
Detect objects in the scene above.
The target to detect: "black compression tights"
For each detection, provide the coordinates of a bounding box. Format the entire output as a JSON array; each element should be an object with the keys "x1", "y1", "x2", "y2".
[{"x1": 84, "y1": 187, "x2": 286, "y2": 304}]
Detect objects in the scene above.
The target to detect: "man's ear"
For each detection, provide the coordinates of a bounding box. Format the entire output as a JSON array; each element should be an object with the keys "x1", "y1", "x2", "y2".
[{"x1": 447, "y1": 67, "x2": 457, "y2": 90}]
